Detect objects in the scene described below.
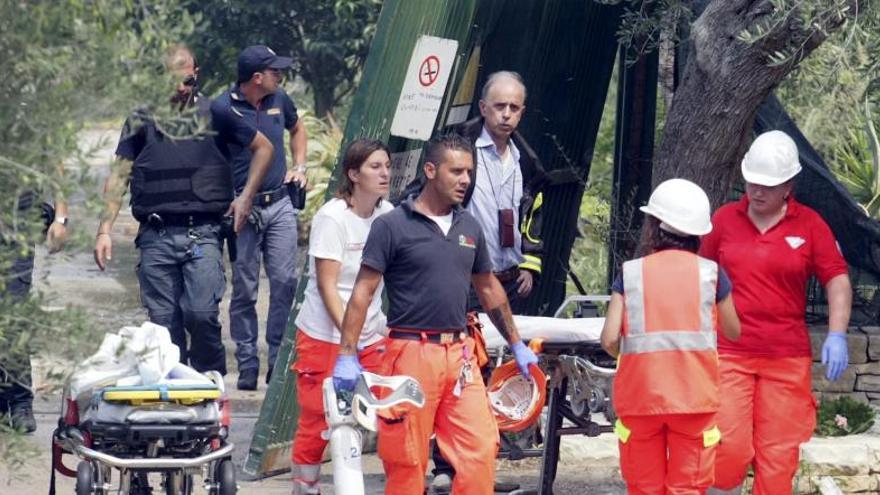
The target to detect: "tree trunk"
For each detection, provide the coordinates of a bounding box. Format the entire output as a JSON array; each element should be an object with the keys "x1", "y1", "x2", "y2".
[
  {"x1": 313, "y1": 86, "x2": 336, "y2": 121},
  {"x1": 654, "y1": 0, "x2": 854, "y2": 207}
]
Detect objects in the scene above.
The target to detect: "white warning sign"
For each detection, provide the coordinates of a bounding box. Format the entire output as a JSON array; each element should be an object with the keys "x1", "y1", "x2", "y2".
[{"x1": 390, "y1": 35, "x2": 459, "y2": 141}]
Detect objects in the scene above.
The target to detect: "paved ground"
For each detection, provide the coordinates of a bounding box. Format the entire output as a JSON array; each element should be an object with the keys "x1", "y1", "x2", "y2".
[{"x1": 0, "y1": 128, "x2": 626, "y2": 494}]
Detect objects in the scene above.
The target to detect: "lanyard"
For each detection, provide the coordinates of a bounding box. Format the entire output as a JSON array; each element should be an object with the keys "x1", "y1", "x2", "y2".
[{"x1": 478, "y1": 148, "x2": 518, "y2": 209}]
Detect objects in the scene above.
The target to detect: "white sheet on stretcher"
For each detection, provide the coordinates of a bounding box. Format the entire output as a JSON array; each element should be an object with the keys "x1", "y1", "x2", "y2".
[
  {"x1": 479, "y1": 314, "x2": 605, "y2": 350},
  {"x1": 69, "y1": 322, "x2": 211, "y2": 400}
]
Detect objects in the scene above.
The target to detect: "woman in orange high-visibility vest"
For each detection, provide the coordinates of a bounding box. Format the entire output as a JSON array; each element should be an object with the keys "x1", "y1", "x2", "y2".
[{"x1": 601, "y1": 178, "x2": 741, "y2": 495}]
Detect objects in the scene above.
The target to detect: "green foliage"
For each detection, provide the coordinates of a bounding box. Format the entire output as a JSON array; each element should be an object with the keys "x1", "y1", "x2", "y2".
[
  {"x1": 815, "y1": 396, "x2": 876, "y2": 436},
  {"x1": 297, "y1": 112, "x2": 344, "y2": 243},
  {"x1": 597, "y1": 0, "x2": 693, "y2": 63},
  {"x1": 776, "y1": 5, "x2": 880, "y2": 216},
  {"x1": 189, "y1": 0, "x2": 382, "y2": 118},
  {"x1": 0, "y1": 0, "x2": 198, "y2": 471},
  {"x1": 830, "y1": 105, "x2": 880, "y2": 217},
  {"x1": 736, "y1": 0, "x2": 854, "y2": 66},
  {"x1": 567, "y1": 62, "x2": 617, "y2": 297}
]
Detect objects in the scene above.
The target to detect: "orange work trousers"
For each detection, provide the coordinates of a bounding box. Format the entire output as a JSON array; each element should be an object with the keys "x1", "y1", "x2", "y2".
[
  {"x1": 617, "y1": 413, "x2": 719, "y2": 494},
  {"x1": 290, "y1": 330, "x2": 387, "y2": 465},
  {"x1": 713, "y1": 355, "x2": 816, "y2": 494},
  {"x1": 377, "y1": 336, "x2": 498, "y2": 495}
]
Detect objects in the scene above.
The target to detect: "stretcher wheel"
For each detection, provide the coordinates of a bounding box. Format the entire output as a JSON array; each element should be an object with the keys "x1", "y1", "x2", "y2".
[
  {"x1": 216, "y1": 459, "x2": 236, "y2": 495},
  {"x1": 163, "y1": 470, "x2": 193, "y2": 495},
  {"x1": 75, "y1": 460, "x2": 93, "y2": 495}
]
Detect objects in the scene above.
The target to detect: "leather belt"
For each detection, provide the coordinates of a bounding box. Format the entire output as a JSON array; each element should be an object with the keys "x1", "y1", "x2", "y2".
[
  {"x1": 388, "y1": 328, "x2": 470, "y2": 344},
  {"x1": 254, "y1": 186, "x2": 287, "y2": 207},
  {"x1": 494, "y1": 266, "x2": 520, "y2": 284}
]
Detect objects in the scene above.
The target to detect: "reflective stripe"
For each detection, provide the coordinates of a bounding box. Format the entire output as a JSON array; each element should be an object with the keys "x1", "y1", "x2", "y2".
[
  {"x1": 519, "y1": 254, "x2": 541, "y2": 274},
  {"x1": 522, "y1": 192, "x2": 543, "y2": 244},
  {"x1": 698, "y1": 258, "x2": 718, "y2": 333},
  {"x1": 614, "y1": 419, "x2": 631, "y2": 443},
  {"x1": 622, "y1": 259, "x2": 645, "y2": 335},
  {"x1": 620, "y1": 330, "x2": 717, "y2": 354},
  {"x1": 703, "y1": 425, "x2": 721, "y2": 447}
]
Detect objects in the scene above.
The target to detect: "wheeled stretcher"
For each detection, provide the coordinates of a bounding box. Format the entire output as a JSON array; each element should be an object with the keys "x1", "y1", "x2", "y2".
[
  {"x1": 51, "y1": 323, "x2": 236, "y2": 495},
  {"x1": 53, "y1": 371, "x2": 235, "y2": 495},
  {"x1": 479, "y1": 296, "x2": 617, "y2": 495}
]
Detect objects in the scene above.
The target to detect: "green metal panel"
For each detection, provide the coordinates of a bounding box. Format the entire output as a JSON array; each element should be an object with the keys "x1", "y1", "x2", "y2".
[{"x1": 244, "y1": 0, "x2": 479, "y2": 479}]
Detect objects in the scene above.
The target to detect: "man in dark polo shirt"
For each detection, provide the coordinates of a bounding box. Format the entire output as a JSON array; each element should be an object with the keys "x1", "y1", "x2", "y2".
[
  {"x1": 332, "y1": 134, "x2": 539, "y2": 495},
  {"x1": 214, "y1": 45, "x2": 309, "y2": 389}
]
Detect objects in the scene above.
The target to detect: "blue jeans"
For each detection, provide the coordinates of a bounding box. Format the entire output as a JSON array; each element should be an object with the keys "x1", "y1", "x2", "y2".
[
  {"x1": 229, "y1": 197, "x2": 298, "y2": 373},
  {"x1": 136, "y1": 222, "x2": 227, "y2": 374}
]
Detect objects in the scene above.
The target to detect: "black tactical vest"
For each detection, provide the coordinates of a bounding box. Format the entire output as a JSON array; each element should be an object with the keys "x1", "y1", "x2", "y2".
[{"x1": 129, "y1": 99, "x2": 234, "y2": 222}]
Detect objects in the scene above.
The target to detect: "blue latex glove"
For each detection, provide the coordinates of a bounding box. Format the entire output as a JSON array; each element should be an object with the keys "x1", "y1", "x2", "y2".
[
  {"x1": 332, "y1": 354, "x2": 363, "y2": 392},
  {"x1": 821, "y1": 332, "x2": 849, "y2": 382},
  {"x1": 511, "y1": 341, "x2": 539, "y2": 378}
]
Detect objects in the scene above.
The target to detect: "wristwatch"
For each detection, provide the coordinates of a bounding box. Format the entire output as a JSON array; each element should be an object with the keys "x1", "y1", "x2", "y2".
[
  {"x1": 54, "y1": 216, "x2": 69, "y2": 226},
  {"x1": 295, "y1": 163, "x2": 307, "y2": 173}
]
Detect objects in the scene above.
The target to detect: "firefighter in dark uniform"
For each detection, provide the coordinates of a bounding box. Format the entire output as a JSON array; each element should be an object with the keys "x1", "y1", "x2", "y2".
[{"x1": 93, "y1": 45, "x2": 273, "y2": 374}]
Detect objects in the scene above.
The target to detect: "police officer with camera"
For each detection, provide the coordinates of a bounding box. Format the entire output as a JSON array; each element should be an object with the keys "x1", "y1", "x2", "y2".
[{"x1": 94, "y1": 45, "x2": 273, "y2": 374}]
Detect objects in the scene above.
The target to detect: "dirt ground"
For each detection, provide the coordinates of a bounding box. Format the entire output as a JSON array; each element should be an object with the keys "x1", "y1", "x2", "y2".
[{"x1": 0, "y1": 128, "x2": 626, "y2": 494}]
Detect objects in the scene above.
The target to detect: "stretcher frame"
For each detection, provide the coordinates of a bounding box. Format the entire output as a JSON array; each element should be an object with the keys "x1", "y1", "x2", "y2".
[
  {"x1": 494, "y1": 295, "x2": 617, "y2": 495},
  {"x1": 52, "y1": 371, "x2": 236, "y2": 495}
]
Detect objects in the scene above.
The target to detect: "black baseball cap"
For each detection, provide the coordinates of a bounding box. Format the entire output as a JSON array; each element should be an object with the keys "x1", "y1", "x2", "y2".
[{"x1": 237, "y1": 45, "x2": 293, "y2": 83}]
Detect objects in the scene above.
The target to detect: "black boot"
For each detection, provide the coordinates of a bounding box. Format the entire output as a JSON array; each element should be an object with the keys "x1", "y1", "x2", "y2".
[
  {"x1": 9, "y1": 400, "x2": 36, "y2": 433},
  {"x1": 237, "y1": 368, "x2": 258, "y2": 391}
]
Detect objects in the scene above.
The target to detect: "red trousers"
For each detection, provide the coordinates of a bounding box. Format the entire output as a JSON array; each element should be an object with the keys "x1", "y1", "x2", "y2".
[
  {"x1": 290, "y1": 330, "x2": 386, "y2": 465},
  {"x1": 713, "y1": 356, "x2": 816, "y2": 494},
  {"x1": 617, "y1": 413, "x2": 719, "y2": 494},
  {"x1": 378, "y1": 336, "x2": 498, "y2": 495}
]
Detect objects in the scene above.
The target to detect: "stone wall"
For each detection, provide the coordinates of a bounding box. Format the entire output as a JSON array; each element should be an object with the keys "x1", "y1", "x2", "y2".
[
  {"x1": 810, "y1": 325, "x2": 880, "y2": 405},
  {"x1": 796, "y1": 325, "x2": 880, "y2": 494}
]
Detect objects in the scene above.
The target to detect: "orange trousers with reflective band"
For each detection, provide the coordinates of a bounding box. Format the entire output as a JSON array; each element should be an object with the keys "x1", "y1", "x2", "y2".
[
  {"x1": 712, "y1": 355, "x2": 816, "y2": 494},
  {"x1": 377, "y1": 336, "x2": 498, "y2": 495},
  {"x1": 290, "y1": 330, "x2": 387, "y2": 465},
  {"x1": 617, "y1": 413, "x2": 718, "y2": 494}
]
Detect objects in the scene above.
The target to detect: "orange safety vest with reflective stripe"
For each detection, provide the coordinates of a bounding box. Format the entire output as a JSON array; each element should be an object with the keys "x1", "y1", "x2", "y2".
[{"x1": 612, "y1": 249, "x2": 720, "y2": 416}]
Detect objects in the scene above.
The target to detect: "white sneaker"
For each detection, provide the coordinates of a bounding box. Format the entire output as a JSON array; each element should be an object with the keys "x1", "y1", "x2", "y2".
[
  {"x1": 431, "y1": 473, "x2": 452, "y2": 493},
  {"x1": 291, "y1": 478, "x2": 321, "y2": 495}
]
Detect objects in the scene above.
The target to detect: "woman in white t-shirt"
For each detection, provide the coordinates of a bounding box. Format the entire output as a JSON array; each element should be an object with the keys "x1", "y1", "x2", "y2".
[{"x1": 290, "y1": 138, "x2": 393, "y2": 494}]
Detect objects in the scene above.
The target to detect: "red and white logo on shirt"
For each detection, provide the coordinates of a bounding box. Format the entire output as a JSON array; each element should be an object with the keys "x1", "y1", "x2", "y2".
[{"x1": 785, "y1": 236, "x2": 806, "y2": 249}]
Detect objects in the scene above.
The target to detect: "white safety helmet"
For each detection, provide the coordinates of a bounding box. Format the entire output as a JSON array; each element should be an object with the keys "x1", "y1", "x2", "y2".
[
  {"x1": 639, "y1": 178, "x2": 712, "y2": 236},
  {"x1": 741, "y1": 130, "x2": 801, "y2": 186}
]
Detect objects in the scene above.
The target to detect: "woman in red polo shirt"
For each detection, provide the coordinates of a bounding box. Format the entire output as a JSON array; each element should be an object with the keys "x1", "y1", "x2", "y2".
[{"x1": 700, "y1": 130, "x2": 853, "y2": 495}]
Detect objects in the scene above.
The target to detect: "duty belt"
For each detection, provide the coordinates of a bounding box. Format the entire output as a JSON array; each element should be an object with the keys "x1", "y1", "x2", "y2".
[
  {"x1": 144, "y1": 212, "x2": 222, "y2": 228},
  {"x1": 254, "y1": 186, "x2": 287, "y2": 207},
  {"x1": 388, "y1": 328, "x2": 471, "y2": 344},
  {"x1": 494, "y1": 266, "x2": 520, "y2": 284}
]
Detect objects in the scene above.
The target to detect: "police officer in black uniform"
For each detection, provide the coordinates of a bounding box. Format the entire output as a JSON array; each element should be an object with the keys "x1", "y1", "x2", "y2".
[{"x1": 94, "y1": 45, "x2": 273, "y2": 374}]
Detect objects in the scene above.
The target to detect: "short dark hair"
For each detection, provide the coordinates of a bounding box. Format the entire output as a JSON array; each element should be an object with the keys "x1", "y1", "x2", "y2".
[
  {"x1": 336, "y1": 138, "x2": 390, "y2": 204},
  {"x1": 424, "y1": 133, "x2": 473, "y2": 168},
  {"x1": 641, "y1": 216, "x2": 701, "y2": 254}
]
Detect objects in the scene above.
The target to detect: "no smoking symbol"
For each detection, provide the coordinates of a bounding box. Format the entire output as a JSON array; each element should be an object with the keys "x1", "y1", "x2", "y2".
[{"x1": 419, "y1": 55, "x2": 440, "y2": 87}]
